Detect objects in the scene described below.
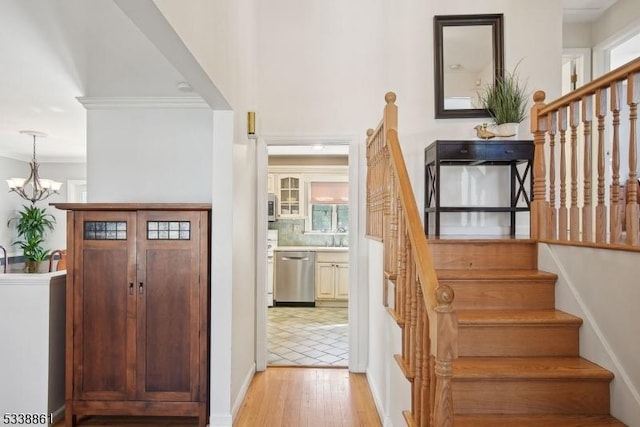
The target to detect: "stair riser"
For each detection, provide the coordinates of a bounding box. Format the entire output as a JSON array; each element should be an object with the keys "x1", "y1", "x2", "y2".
[
  {"x1": 430, "y1": 242, "x2": 537, "y2": 270},
  {"x1": 453, "y1": 380, "x2": 611, "y2": 415},
  {"x1": 453, "y1": 415, "x2": 627, "y2": 427},
  {"x1": 458, "y1": 326, "x2": 580, "y2": 357},
  {"x1": 445, "y1": 281, "x2": 555, "y2": 310}
]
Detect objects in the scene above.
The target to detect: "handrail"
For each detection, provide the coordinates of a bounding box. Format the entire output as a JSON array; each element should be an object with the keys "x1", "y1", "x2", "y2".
[
  {"x1": 540, "y1": 57, "x2": 640, "y2": 115},
  {"x1": 366, "y1": 93, "x2": 457, "y2": 427},
  {"x1": 387, "y1": 129, "x2": 443, "y2": 311},
  {"x1": 530, "y1": 56, "x2": 640, "y2": 247}
]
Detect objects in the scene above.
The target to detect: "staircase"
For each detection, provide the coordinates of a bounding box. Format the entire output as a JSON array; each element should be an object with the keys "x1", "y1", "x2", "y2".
[{"x1": 428, "y1": 238, "x2": 625, "y2": 427}]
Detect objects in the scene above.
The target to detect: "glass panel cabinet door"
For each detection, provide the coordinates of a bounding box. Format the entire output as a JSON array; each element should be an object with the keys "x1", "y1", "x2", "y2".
[{"x1": 278, "y1": 175, "x2": 303, "y2": 217}]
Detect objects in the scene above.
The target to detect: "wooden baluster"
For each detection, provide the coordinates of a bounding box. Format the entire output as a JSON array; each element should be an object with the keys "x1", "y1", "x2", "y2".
[
  {"x1": 413, "y1": 285, "x2": 423, "y2": 424},
  {"x1": 404, "y1": 247, "x2": 414, "y2": 371},
  {"x1": 611, "y1": 81, "x2": 623, "y2": 244},
  {"x1": 429, "y1": 354, "x2": 436, "y2": 427},
  {"x1": 409, "y1": 258, "x2": 418, "y2": 380},
  {"x1": 559, "y1": 106, "x2": 569, "y2": 240},
  {"x1": 421, "y1": 305, "x2": 430, "y2": 427},
  {"x1": 548, "y1": 112, "x2": 558, "y2": 239},
  {"x1": 365, "y1": 129, "x2": 373, "y2": 236},
  {"x1": 582, "y1": 95, "x2": 594, "y2": 242},
  {"x1": 627, "y1": 73, "x2": 640, "y2": 245},
  {"x1": 529, "y1": 91, "x2": 550, "y2": 240},
  {"x1": 395, "y1": 212, "x2": 407, "y2": 316},
  {"x1": 595, "y1": 88, "x2": 608, "y2": 243},
  {"x1": 570, "y1": 100, "x2": 580, "y2": 241},
  {"x1": 432, "y1": 285, "x2": 457, "y2": 427},
  {"x1": 383, "y1": 164, "x2": 394, "y2": 275}
]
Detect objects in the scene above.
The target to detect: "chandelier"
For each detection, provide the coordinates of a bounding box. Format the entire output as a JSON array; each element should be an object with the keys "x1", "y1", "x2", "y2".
[{"x1": 6, "y1": 130, "x2": 62, "y2": 204}]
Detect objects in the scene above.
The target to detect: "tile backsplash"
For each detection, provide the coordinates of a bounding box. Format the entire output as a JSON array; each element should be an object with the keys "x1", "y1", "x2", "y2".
[{"x1": 269, "y1": 219, "x2": 348, "y2": 247}]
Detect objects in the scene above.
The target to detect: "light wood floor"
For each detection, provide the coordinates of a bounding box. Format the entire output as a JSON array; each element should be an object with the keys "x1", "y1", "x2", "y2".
[
  {"x1": 234, "y1": 367, "x2": 381, "y2": 427},
  {"x1": 54, "y1": 367, "x2": 381, "y2": 427}
]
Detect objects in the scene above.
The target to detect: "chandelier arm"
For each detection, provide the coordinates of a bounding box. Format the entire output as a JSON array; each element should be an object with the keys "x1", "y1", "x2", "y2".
[{"x1": 6, "y1": 131, "x2": 62, "y2": 204}]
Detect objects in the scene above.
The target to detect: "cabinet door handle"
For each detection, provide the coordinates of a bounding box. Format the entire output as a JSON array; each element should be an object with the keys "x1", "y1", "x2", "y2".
[
  {"x1": 129, "y1": 282, "x2": 134, "y2": 295},
  {"x1": 138, "y1": 282, "x2": 144, "y2": 295}
]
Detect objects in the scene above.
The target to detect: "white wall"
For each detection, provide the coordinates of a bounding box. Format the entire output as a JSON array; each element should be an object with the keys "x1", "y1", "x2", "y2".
[
  {"x1": 591, "y1": 0, "x2": 640, "y2": 49},
  {"x1": 1, "y1": 157, "x2": 30, "y2": 257},
  {"x1": 38, "y1": 162, "x2": 86, "y2": 252},
  {"x1": 539, "y1": 244, "x2": 640, "y2": 425},
  {"x1": 159, "y1": 0, "x2": 563, "y2": 424},
  {"x1": 154, "y1": 1, "x2": 259, "y2": 425},
  {"x1": 385, "y1": 0, "x2": 562, "y2": 236},
  {"x1": 257, "y1": 0, "x2": 563, "y2": 423},
  {"x1": 85, "y1": 105, "x2": 212, "y2": 203},
  {"x1": 563, "y1": 22, "x2": 592, "y2": 49}
]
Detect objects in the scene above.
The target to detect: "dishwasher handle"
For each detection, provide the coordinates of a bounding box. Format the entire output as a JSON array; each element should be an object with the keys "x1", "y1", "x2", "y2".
[{"x1": 281, "y1": 256, "x2": 311, "y2": 261}]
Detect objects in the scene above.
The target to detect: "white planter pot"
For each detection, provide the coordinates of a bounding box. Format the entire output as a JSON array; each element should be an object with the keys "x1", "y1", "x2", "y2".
[{"x1": 493, "y1": 122, "x2": 519, "y2": 140}]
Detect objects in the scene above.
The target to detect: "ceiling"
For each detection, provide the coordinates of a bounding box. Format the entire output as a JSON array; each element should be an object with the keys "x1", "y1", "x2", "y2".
[
  {"x1": 0, "y1": 0, "x2": 189, "y2": 162},
  {"x1": 0, "y1": 0, "x2": 626, "y2": 162}
]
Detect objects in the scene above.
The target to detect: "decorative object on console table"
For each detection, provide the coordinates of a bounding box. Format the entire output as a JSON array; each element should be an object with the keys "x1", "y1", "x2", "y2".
[
  {"x1": 477, "y1": 62, "x2": 529, "y2": 139},
  {"x1": 424, "y1": 140, "x2": 533, "y2": 236},
  {"x1": 474, "y1": 123, "x2": 516, "y2": 140},
  {"x1": 51, "y1": 203, "x2": 211, "y2": 427}
]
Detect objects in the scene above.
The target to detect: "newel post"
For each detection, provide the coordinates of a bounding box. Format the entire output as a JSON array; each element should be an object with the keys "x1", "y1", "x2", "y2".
[
  {"x1": 432, "y1": 285, "x2": 457, "y2": 427},
  {"x1": 530, "y1": 91, "x2": 550, "y2": 240},
  {"x1": 383, "y1": 92, "x2": 398, "y2": 134}
]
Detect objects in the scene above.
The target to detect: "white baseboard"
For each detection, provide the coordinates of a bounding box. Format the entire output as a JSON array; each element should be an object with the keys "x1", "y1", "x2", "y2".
[
  {"x1": 51, "y1": 405, "x2": 65, "y2": 425},
  {"x1": 231, "y1": 363, "x2": 257, "y2": 422},
  {"x1": 366, "y1": 371, "x2": 393, "y2": 427}
]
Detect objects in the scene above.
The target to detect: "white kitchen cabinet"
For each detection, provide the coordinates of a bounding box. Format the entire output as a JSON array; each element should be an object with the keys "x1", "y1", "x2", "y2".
[
  {"x1": 267, "y1": 174, "x2": 276, "y2": 194},
  {"x1": 315, "y1": 251, "x2": 349, "y2": 301},
  {"x1": 277, "y1": 174, "x2": 304, "y2": 218}
]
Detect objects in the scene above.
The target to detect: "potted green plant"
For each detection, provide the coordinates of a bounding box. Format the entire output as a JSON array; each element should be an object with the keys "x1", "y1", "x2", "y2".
[
  {"x1": 7, "y1": 205, "x2": 56, "y2": 273},
  {"x1": 478, "y1": 63, "x2": 529, "y2": 137}
]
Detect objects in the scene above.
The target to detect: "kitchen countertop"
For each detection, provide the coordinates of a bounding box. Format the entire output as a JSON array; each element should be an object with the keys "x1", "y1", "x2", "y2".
[{"x1": 275, "y1": 246, "x2": 349, "y2": 252}]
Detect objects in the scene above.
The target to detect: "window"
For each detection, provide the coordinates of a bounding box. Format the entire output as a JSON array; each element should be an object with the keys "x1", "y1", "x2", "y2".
[{"x1": 308, "y1": 181, "x2": 348, "y2": 233}]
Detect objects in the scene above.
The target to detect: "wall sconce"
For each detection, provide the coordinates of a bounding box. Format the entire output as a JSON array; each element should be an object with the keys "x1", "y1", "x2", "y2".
[{"x1": 247, "y1": 111, "x2": 256, "y2": 139}]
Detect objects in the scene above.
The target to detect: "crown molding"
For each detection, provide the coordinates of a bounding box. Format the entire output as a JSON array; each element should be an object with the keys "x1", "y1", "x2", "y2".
[{"x1": 76, "y1": 96, "x2": 210, "y2": 110}]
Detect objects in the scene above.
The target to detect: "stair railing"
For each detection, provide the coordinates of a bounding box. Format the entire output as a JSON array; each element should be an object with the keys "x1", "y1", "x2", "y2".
[
  {"x1": 530, "y1": 57, "x2": 640, "y2": 248},
  {"x1": 366, "y1": 92, "x2": 458, "y2": 427}
]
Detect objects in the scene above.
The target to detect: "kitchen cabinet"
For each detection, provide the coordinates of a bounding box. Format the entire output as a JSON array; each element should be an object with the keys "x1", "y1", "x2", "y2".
[
  {"x1": 53, "y1": 203, "x2": 210, "y2": 427},
  {"x1": 277, "y1": 174, "x2": 304, "y2": 218},
  {"x1": 315, "y1": 251, "x2": 349, "y2": 301},
  {"x1": 267, "y1": 173, "x2": 276, "y2": 194}
]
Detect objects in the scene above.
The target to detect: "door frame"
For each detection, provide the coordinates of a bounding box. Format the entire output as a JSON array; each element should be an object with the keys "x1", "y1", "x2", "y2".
[{"x1": 255, "y1": 134, "x2": 368, "y2": 372}]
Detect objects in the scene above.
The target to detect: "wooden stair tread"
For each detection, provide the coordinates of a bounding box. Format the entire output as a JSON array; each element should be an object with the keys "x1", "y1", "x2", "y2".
[
  {"x1": 453, "y1": 414, "x2": 626, "y2": 426},
  {"x1": 454, "y1": 357, "x2": 614, "y2": 380},
  {"x1": 437, "y1": 269, "x2": 557, "y2": 280},
  {"x1": 458, "y1": 309, "x2": 582, "y2": 325}
]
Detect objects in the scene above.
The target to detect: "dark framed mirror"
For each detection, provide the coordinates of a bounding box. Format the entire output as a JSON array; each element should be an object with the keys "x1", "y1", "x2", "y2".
[{"x1": 434, "y1": 14, "x2": 504, "y2": 119}]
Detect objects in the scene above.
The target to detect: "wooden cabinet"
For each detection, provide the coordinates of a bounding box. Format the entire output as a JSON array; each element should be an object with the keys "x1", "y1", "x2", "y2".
[
  {"x1": 53, "y1": 203, "x2": 210, "y2": 427},
  {"x1": 315, "y1": 251, "x2": 349, "y2": 301}
]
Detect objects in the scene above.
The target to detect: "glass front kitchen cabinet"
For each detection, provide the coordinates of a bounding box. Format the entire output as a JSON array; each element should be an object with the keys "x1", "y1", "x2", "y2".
[{"x1": 278, "y1": 175, "x2": 304, "y2": 218}]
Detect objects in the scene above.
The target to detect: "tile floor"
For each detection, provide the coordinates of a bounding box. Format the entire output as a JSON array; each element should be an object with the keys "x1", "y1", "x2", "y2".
[{"x1": 267, "y1": 306, "x2": 348, "y2": 367}]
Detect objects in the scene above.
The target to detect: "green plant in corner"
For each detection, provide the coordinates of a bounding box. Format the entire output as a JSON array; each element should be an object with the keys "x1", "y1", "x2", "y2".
[
  {"x1": 479, "y1": 62, "x2": 529, "y2": 125},
  {"x1": 7, "y1": 204, "x2": 56, "y2": 272}
]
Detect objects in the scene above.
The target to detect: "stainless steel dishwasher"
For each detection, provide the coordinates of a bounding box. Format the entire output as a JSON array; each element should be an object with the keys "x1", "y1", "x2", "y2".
[{"x1": 274, "y1": 250, "x2": 316, "y2": 306}]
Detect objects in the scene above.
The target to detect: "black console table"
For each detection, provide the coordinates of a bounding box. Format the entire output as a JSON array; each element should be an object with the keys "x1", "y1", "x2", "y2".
[{"x1": 424, "y1": 139, "x2": 533, "y2": 236}]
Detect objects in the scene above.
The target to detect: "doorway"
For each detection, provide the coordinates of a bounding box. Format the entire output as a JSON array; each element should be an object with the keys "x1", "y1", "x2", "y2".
[{"x1": 255, "y1": 137, "x2": 365, "y2": 372}]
